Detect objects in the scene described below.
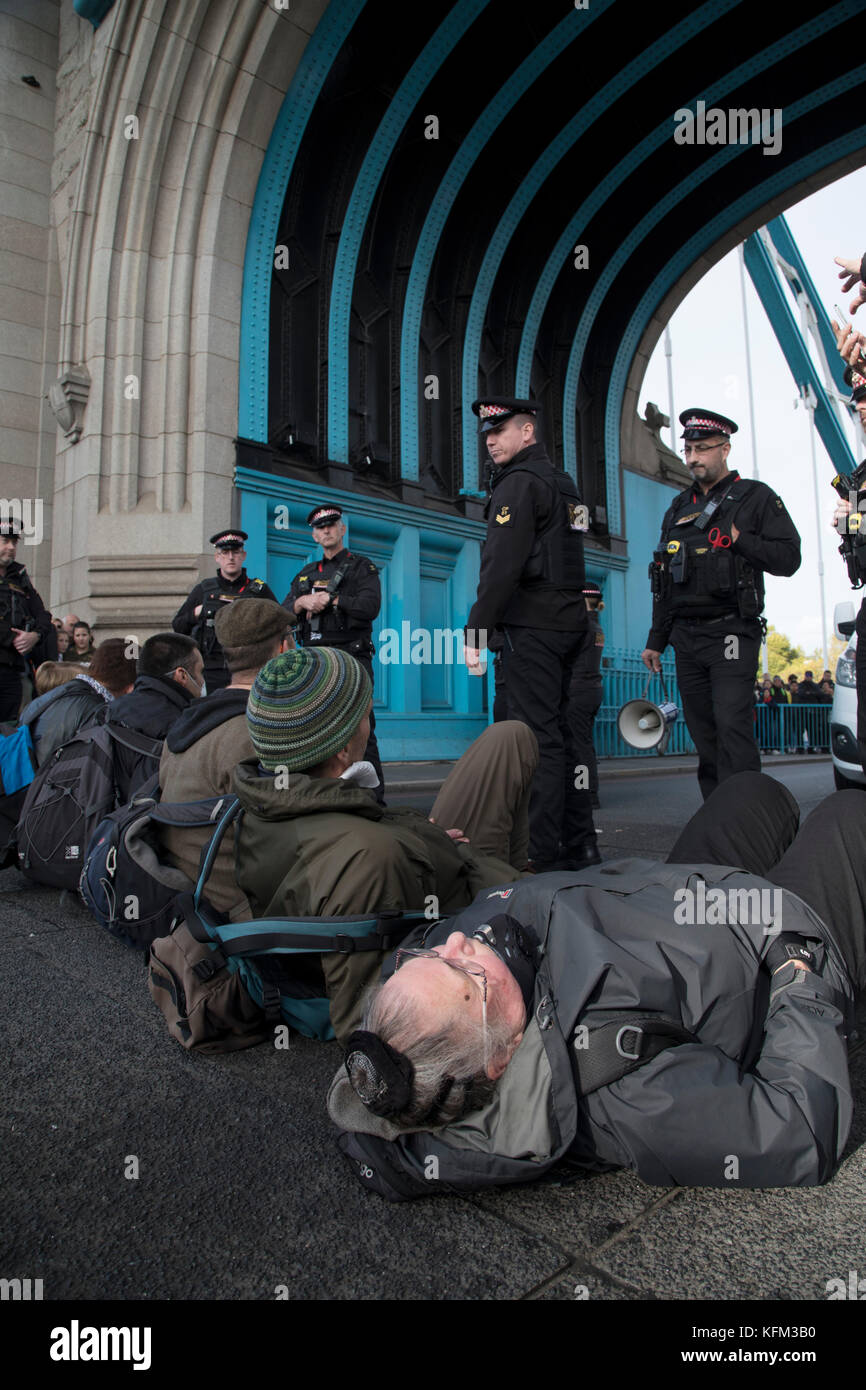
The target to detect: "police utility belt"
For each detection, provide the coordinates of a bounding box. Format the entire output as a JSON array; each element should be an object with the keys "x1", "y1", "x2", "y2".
[{"x1": 648, "y1": 490, "x2": 761, "y2": 621}]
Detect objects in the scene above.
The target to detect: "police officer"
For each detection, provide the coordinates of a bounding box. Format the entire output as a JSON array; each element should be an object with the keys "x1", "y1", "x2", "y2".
[
  {"x1": 830, "y1": 364, "x2": 866, "y2": 775},
  {"x1": 285, "y1": 505, "x2": 385, "y2": 800},
  {"x1": 464, "y1": 396, "x2": 598, "y2": 871},
  {"x1": 641, "y1": 408, "x2": 801, "y2": 799},
  {"x1": 568, "y1": 581, "x2": 605, "y2": 809},
  {"x1": 172, "y1": 530, "x2": 280, "y2": 693},
  {"x1": 0, "y1": 516, "x2": 53, "y2": 720}
]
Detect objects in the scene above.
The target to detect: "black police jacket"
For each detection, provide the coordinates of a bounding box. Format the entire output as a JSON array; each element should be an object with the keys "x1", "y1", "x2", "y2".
[
  {"x1": 646, "y1": 471, "x2": 801, "y2": 651},
  {"x1": 0, "y1": 561, "x2": 52, "y2": 671},
  {"x1": 466, "y1": 443, "x2": 586, "y2": 637},
  {"x1": 172, "y1": 569, "x2": 279, "y2": 670},
  {"x1": 285, "y1": 549, "x2": 380, "y2": 652}
]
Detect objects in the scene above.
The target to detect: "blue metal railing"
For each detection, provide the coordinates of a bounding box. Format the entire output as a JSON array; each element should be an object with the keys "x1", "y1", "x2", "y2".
[
  {"x1": 753, "y1": 703, "x2": 832, "y2": 754},
  {"x1": 597, "y1": 647, "x2": 695, "y2": 758}
]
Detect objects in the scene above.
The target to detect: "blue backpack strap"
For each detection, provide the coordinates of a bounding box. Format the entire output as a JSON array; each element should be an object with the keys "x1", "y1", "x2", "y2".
[
  {"x1": 191, "y1": 796, "x2": 244, "y2": 907},
  {"x1": 210, "y1": 909, "x2": 428, "y2": 958}
]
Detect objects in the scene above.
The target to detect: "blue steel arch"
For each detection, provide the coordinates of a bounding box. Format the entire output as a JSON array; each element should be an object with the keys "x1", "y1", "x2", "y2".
[
  {"x1": 522, "y1": 0, "x2": 862, "y2": 531},
  {"x1": 459, "y1": 0, "x2": 739, "y2": 482},
  {"x1": 326, "y1": 0, "x2": 489, "y2": 465},
  {"x1": 398, "y1": 1, "x2": 612, "y2": 481},
  {"x1": 238, "y1": 0, "x2": 366, "y2": 443},
  {"x1": 604, "y1": 108, "x2": 866, "y2": 509}
]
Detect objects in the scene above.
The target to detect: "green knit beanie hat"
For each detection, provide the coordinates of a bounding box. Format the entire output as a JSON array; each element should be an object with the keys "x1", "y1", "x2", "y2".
[{"x1": 246, "y1": 647, "x2": 372, "y2": 772}]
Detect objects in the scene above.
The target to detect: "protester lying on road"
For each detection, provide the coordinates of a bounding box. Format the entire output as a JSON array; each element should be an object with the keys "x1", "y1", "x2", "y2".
[{"x1": 332, "y1": 772, "x2": 861, "y2": 1199}]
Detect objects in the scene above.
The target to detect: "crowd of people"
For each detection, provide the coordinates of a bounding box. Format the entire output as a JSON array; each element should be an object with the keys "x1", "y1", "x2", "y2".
[{"x1": 754, "y1": 670, "x2": 835, "y2": 706}]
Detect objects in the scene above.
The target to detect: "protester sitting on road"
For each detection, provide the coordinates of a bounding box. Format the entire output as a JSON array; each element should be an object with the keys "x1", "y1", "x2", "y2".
[
  {"x1": 19, "y1": 638, "x2": 136, "y2": 765},
  {"x1": 333, "y1": 771, "x2": 859, "y2": 1198},
  {"x1": 105, "y1": 633, "x2": 204, "y2": 802},
  {"x1": 157, "y1": 597, "x2": 294, "y2": 922},
  {"x1": 231, "y1": 647, "x2": 539, "y2": 1041},
  {"x1": 33, "y1": 661, "x2": 86, "y2": 695}
]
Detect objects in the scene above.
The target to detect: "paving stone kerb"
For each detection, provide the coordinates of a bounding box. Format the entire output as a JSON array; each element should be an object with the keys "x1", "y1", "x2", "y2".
[{"x1": 1, "y1": 761, "x2": 862, "y2": 1302}]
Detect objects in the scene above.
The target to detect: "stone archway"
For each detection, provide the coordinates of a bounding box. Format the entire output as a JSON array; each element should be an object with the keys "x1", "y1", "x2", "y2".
[{"x1": 48, "y1": 0, "x2": 330, "y2": 635}]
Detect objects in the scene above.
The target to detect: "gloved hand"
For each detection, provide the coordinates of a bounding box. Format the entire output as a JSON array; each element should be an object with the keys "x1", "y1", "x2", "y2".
[{"x1": 764, "y1": 933, "x2": 818, "y2": 975}]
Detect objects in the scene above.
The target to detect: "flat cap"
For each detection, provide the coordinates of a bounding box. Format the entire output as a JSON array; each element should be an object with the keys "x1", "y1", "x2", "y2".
[
  {"x1": 307, "y1": 504, "x2": 343, "y2": 527},
  {"x1": 214, "y1": 596, "x2": 295, "y2": 648},
  {"x1": 471, "y1": 396, "x2": 539, "y2": 433},
  {"x1": 210, "y1": 529, "x2": 248, "y2": 549},
  {"x1": 679, "y1": 407, "x2": 738, "y2": 439}
]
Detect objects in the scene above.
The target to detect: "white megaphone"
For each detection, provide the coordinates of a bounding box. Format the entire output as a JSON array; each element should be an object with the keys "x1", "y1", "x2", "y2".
[{"x1": 617, "y1": 671, "x2": 679, "y2": 754}]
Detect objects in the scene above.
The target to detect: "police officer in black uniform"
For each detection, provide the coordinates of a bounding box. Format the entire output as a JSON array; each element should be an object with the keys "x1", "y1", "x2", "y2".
[
  {"x1": 0, "y1": 516, "x2": 53, "y2": 721},
  {"x1": 464, "y1": 396, "x2": 598, "y2": 871},
  {"x1": 642, "y1": 408, "x2": 801, "y2": 799},
  {"x1": 285, "y1": 504, "x2": 385, "y2": 800},
  {"x1": 830, "y1": 364, "x2": 866, "y2": 776},
  {"x1": 172, "y1": 529, "x2": 280, "y2": 693},
  {"x1": 568, "y1": 581, "x2": 605, "y2": 808}
]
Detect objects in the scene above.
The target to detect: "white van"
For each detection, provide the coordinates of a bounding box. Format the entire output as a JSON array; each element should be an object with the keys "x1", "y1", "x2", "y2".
[{"x1": 830, "y1": 602, "x2": 865, "y2": 790}]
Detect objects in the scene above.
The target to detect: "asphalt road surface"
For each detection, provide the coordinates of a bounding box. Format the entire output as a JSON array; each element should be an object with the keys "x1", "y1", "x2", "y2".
[{"x1": 2, "y1": 756, "x2": 864, "y2": 1321}]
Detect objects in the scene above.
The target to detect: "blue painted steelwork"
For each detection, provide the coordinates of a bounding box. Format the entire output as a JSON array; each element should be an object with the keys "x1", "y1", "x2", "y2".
[
  {"x1": 459, "y1": 0, "x2": 736, "y2": 486},
  {"x1": 514, "y1": 2, "x2": 859, "y2": 528},
  {"x1": 766, "y1": 215, "x2": 854, "y2": 396},
  {"x1": 602, "y1": 94, "x2": 866, "y2": 521},
  {"x1": 396, "y1": 2, "x2": 611, "y2": 483},
  {"x1": 73, "y1": 0, "x2": 116, "y2": 26},
  {"x1": 327, "y1": 0, "x2": 489, "y2": 466},
  {"x1": 238, "y1": 0, "x2": 366, "y2": 443},
  {"x1": 743, "y1": 229, "x2": 855, "y2": 475}
]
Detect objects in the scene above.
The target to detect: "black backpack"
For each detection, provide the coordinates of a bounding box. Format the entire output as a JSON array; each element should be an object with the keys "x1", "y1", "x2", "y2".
[
  {"x1": 16, "y1": 723, "x2": 162, "y2": 890},
  {"x1": 80, "y1": 776, "x2": 236, "y2": 950}
]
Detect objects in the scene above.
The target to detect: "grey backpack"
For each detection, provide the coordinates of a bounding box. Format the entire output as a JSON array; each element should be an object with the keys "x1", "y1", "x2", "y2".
[{"x1": 16, "y1": 723, "x2": 162, "y2": 891}]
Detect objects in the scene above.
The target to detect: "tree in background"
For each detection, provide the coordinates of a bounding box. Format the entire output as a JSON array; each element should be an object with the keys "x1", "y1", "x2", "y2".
[{"x1": 760, "y1": 626, "x2": 845, "y2": 680}]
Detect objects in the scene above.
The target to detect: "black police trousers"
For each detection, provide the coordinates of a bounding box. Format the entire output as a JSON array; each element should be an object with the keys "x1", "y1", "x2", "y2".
[
  {"x1": 668, "y1": 770, "x2": 866, "y2": 992},
  {"x1": 568, "y1": 684, "x2": 602, "y2": 796},
  {"x1": 500, "y1": 624, "x2": 596, "y2": 865},
  {"x1": 0, "y1": 666, "x2": 23, "y2": 722},
  {"x1": 670, "y1": 614, "x2": 761, "y2": 800}
]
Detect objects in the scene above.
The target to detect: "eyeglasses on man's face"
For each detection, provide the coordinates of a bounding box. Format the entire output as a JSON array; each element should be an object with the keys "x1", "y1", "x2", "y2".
[
  {"x1": 682, "y1": 441, "x2": 727, "y2": 457},
  {"x1": 394, "y1": 947, "x2": 489, "y2": 1066}
]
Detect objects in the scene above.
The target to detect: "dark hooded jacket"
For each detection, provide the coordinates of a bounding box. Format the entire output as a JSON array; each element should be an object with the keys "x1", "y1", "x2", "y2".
[
  {"x1": 105, "y1": 674, "x2": 195, "y2": 802},
  {"x1": 330, "y1": 860, "x2": 855, "y2": 1199}
]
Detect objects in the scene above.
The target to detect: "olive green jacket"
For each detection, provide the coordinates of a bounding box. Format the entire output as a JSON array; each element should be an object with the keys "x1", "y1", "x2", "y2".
[{"x1": 231, "y1": 758, "x2": 520, "y2": 1041}]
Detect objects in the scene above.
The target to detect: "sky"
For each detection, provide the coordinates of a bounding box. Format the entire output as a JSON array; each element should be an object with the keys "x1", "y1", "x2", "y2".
[{"x1": 639, "y1": 165, "x2": 866, "y2": 665}]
